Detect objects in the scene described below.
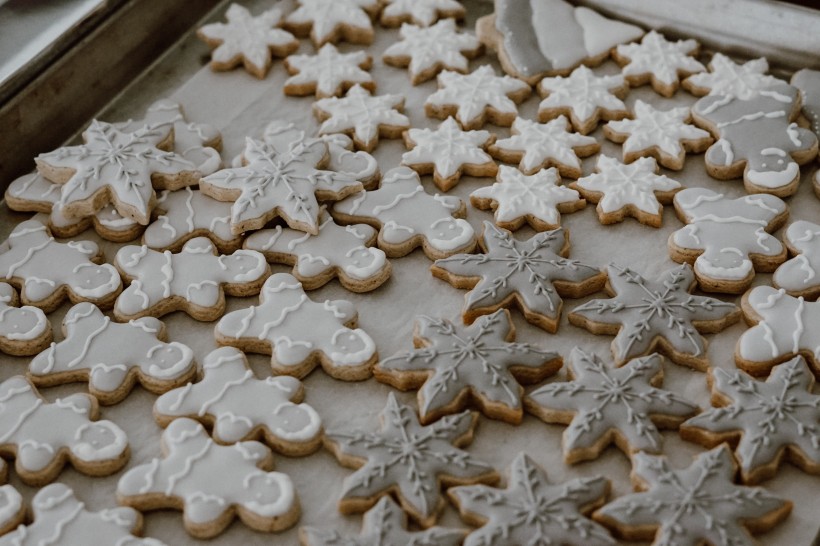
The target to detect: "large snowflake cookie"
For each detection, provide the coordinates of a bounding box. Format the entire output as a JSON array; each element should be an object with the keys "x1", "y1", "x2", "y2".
[
  {"x1": 0, "y1": 376, "x2": 128, "y2": 485},
  {"x1": 593, "y1": 446, "x2": 792, "y2": 546},
  {"x1": 284, "y1": 0, "x2": 380, "y2": 47},
  {"x1": 433, "y1": 221, "x2": 605, "y2": 332},
  {"x1": 571, "y1": 155, "x2": 682, "y2": 227},
  {"x1": 470, "y1": 165, "x2": 585, "y2": 232},
  {"x1": 526, "y1": 348, "x2": 698, "y2": 464},
  {"x1": 215, "y1": 273, "x2": 377, "y2": 380},
  {"x1": 324, "y1": 392, "x2": 498, "y2": 527},
  {"x1": 449, "y1": 453, "x2": 614, "y2": 546},
  {"x1": 383, "y1": 19, "x2": 482, "y2": 85},
  {"x1": 773, "y1": 220, "x2": 820, "y2": 298},
  {"x1": 332, "y1": 166, "x2": 477, "y2": 260},
  {"x1": 117, "y1": 418, "x2": 298, "y2": 538},
  {"x1": 155, "y1": 347, "x2": 322, "y2": 456},
  {"x1": 29, "y1": 302, "x2": 195, "y2": 404},
  {"x1": 570, "y1": 263, "x2": 739, "y2": 369},
  {"x1": 375, "y1": 310, "x2": 562, "y2": 424},
  {"x1": 683, "y1": 53, "x2": 782, "y2": 99},
  {"x1": 669, "y1": 187, "x2": 788, "y2": 293},
  {"x1": 284, "y1": 43, "x2": 374, "y2": 98},
  {"x1": 425, "y1": 65, "x2": 531, "y2": 130},
  {"x1": 604, "y1": 100, "x2": 712, "y2": 170},
  {"x1": 380, "y1": 0, "x2": 465, "y2": 27},
  {"x1": 0, "y1": 219, "x2": 121, "y2": 312},
  {"x1": 691, "y1": 82, "x2": 818, "y2": 197},
  {"x1": 0, "y1": 282, "x2": 50, "y2": 356}
]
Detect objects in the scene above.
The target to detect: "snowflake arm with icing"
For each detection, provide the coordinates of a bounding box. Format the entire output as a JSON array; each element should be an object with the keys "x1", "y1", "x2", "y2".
[
  {"x1": 324, "y1": 392, "x2": 498, "y2": 528},
  {"x1": 401, "y1": 116, "x2": 496, "y2": 191},
  {"x1": 488, "y1": 116, "x2": 599, "y2": 177},
  {"x1": 155, "y1": 347, "x2": 322, "y2": 456},
  {"x1": 537, "y1": 65, "x2": 629, "y2": 135},
  {"x1": 773, "y1": 220, "x2": 820, "y2": 298},
  {"x1": 681, "y1": 356, "x2": 820, "y2": 484},
  {"x1": 593, "y1": 446, "x2": 792, "y2": 545},
  {"x1": 284, "y1": 43, "x2": 374, "y2": 98},
  {"x1": 0, "y1": 220, "x2": 121, "y2": 313},
  {"x1": 375, "y1": 310, "x2": 562, "y2": 424},
  {"x1": 383, "y1": 19, "x2": 482, "y2": 84},
  {"x1": 332, "y1": 166, "x2": 477, "y2": 260},
  {"x1": 117, "y1": 418, "x2": 297, "y2": 539},
  {"x1": 425, "y1": 65, "x2": 532, "y2": 130},
  {"x1": 613, "y1": 30, "x2": 706, "y2": 96},
  {"x1": 449, "y1": 453, "x2": 615, "y2": 546},
  {"x1": 569, "y1": 263, "x2": 739, "y2": 369},
  {"x1": 284, "y1": 0, "x2": 379, "y2": 47},
  {"x1": 0, "y1": 282, "x2": 51, "y2": 356},
  {"x1": 604, "y1": 100, "x2": 712, "y2": 170},
  {"x1": 433, "y1": 222, "x2": 605, "y2": 332},
  {"x1": 215, "y1": 273, "x2": 377, "y2": 381},
  {"x1": 683, "y1": 53, "x2": 782, "y2": 99},
  {"x1": 470, "y1": 165, "x2": 585, "y2": 232},
  {"x1": 380, "y1": 0, "x2": 465, "y2": 27},
  {"x1": 571, "y1": 155, "x2": 682, "y2": 227}
]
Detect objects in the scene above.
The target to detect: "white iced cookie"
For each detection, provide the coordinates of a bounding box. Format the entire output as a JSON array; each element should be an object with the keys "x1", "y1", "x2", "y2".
[
  {"x1": 284, "y1": 0, "x2": 380, "y2": 47},
  {"x1": 284, "y1": 43, "x2": 374, "y2": 98},
  {"x1": 683, "y1": 53, "x2": 782, "y2": 99},
  {"x1": 0, "y1": 282, "x2": 51, "y2": 356},
  {"x1": 773, "y1": 220, "x2": 820, "y2": 299},
  {"x1": 380, "y1": 0, "x2": 465, "y2": 27}
]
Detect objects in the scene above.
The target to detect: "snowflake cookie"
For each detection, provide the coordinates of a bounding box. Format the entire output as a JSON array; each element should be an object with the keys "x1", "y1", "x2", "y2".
[
  {"x1": 604, "y1": 100, "x2": 712, "y2": 170},
  {"x1": 470, "y1": 165, "x2": 585, "y2": 232},
  {"x1": 380, "y1": 0, "x2": 465, "y2": 27},
  {"x1": 155, "y1": 347, "x2": 322, "y2": 456},
  {"x1": 0, "y1": 282, "x2": 51, "y2": 356},
  {"x1": 114, "y1": 237, "x2": 269, "y2": 322},
  {"x1": 284, "y1": 0, "x2": 380, "y2": 47},
  {"x1": 593, "y1": 446, "x2": 792, "y2": 546},
  {"x1": 571, "y1": 155, "x2": 682, "y2": 227},
  {"x1": 682, "y1": 53, "x2": 782, "y2": 99},
  {"x1": 449, "y1": 453, "x2": 614, "y2": 546},
  {"x1": 0, "y1": 484, "x2": 165, "y2": 546},
  {"x1": 0, "y1": 375, "x2": 128, "y2": 485},
  {"x1": 691, "y1": 82, "x2": 818, "y2": 197},
  {"x1": 401, "y1": 116, "x2": 496, "y2": 191},
  {"x1": 324, "y1": 392, "x2": 498, "y2": 527},
  {"x1": 488, "y1": 116, "x2": 599, "y2": 178},
  {"x1": 525, "y1": 348, "x2": 699, "y2": 464},
  {"x1": 117, "y1": 418, "x2": 298, "y2": 539},
  {"x1": 284, "y1": 43, "x2": 374, "y2": 98},
  {"x1": 425, "y1": 65, "x2": 532, "y2": 130},
  {"x1": 215, "y1": 273, "x2": 377, "y2": 380},
  {"x1": 537, "y1": 65, "x2": 629, "y2": 135},
  {"x1": 773, "y1": 220, "x2": 820, "y2": 298},
  {"x1": 681, "y1": 356, "x2": 820, "y2": 484},
  {"x1": 669, "y1": 187, "x2": 788, "y2": 293},
  {"x1": 332, "y1": 166, "x2": 477, "y2": 260},
  {"x1": 0, "y1": 219, "x2": 121, "y2": 312},
  {"x1": 613, "y1": 30, "x2": 706, "y2": 97},
  {"x1": 433, "y1": 221, "x2": 605, "y2": 332},
  {"x1": 375, "y1": 310, "x2": 562, "y2": 424},
  {"x1": 243, "y1": 209, "x2": 391, "y2": 292},
  {"x1": 382, "y1": 19, "x2": 482, "y2": 84}
]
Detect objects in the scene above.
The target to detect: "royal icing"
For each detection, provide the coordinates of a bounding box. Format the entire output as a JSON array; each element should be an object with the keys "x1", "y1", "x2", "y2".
[
  {"x1": 684, "y1": 53, "x2": 782, "y2": 99},
  {"x1": 450, "y1": 453, "x2": 614, "y2": 546},
  {"x1": 215, "y1": 273, "x2": 377, "y2": 380},
  {"x1": 29, "y1": 302, "x2": 195, "y2": 404},
  {"x1": 285, "y1": 0, "x2": 379, "y2": 46},
  {"x1": 285, "y1": 43, "x2": 373, "y2": 98},
  {"x1": 324, "y1": 392, "x2": 496, "y2": 526},
  {"x1": 380, "y1": 0, "x2": 464, "y2": 26},
  {"x1": 773, "y1": 221, "x2": 820, "y2": 298},
  {"x1": 0, "y1": 220, "x2": 121, "y2": 311},
  {"x1": 526, "y1": 348, "x2": 699, "y2": 461},
  {"x1": 117, "y1": 418, "x2": 297, "y2": 537},
  {"x1": 615, "y1": 30, "x2": 705, "y2": 91},
  {"x1": 0, "y1": 282, "x2": 50, "y2": 349}
]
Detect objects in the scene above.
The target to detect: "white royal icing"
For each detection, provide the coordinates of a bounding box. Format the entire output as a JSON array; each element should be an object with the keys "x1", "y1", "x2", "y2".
[
  {"x1": 285, "y1": 43, "x2": 372, "y2": 98},
  {"x1": 538, "y1": 65, "x2": 628, "y2": 132},
  {"x1": 402, "y1": 116, "x2": 494, "y2": 183},
  {"x1": 285, "y1": 0, "x2": 379, "y2": 46},
  {"x1": 380, "y1": 0, "x2": 464, "y2": 26},
  {"x1": 616, "y1": 30, "x2": 705, "y2": 89}
]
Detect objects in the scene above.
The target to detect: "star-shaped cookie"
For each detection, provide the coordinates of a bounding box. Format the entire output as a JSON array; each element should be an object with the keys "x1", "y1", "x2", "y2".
[
  {"x1": 683, "y1": 53, "x2": 782, "y2": 99},
  {"x1": 284, "y1": 43, "x2": 374, "y2": 98},
  {"x1": 379, "y1": 0, "x2": 465, "y2": 27},
  {"x1": 773, "y1": 220, "x2": 820, "y2": 299},
  {"x1": 284, "y1": 0, "x2": 380, "y2": 47},
  {"x1": 613, "y1": 30, "x2": 706, "y2": 96}
]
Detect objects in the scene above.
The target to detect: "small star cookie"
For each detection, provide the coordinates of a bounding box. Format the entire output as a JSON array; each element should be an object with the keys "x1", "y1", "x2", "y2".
[
  {"x1": 683, "y1": 53, "x2": 782, "y2": 99},
  {"x1": 284, "y1": 43, "x2": 374, "y2": 98},
  {"x1": 284, "y1": 0, "x2": 380, "y2": 47},
  {"x1": 379, "y1": 0, "x2": 465, "y2": 27}
]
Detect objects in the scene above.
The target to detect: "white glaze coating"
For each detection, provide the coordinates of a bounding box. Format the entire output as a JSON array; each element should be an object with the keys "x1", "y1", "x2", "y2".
[
  {"x1": 286, "y1": 0, "x2": 378, "y2": 46},
  {"x1": 684, "y1": 53, "x2": 782, "y2": 100},
  {"x1": 383, "y1": 19, "x2": 480, "y2": 82},
  {"x1": 538, "y1": 65, "x2": 628, "y2": 130},
  {"x1": 402, "y1": 116, "x2": 494, "y2": 180},
  {"x1": 0, "y1": 282, "x2": 49, "y2": 344},
  {"x1": 381, "y1": 0, "x2": 464, "y2": 26},
  {"x1": 616, "y1": 30, "x2": 705, "y2": 88},
  {"x1": 285, "y1": 43, "x2": 372, "y2": 98},
  {"x1": 773, "y1": 220, "x2": 820, "y2": 296}
]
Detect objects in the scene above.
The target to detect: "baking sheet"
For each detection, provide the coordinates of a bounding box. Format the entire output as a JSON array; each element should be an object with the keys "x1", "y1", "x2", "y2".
[{"x1": 1, "y1": 0, "x2": 819, "y2": 544}]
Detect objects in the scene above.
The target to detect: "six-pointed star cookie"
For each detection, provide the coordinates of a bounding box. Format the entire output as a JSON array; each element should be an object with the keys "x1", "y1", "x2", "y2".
[
  {"x1": 470, "y1": 165, "x2": 586, "y2": 232},
  {"x1": 323, "y1": 392, "x2": 498, "y2": 528},
  {"x1": 379, "y1": 0, "x2": 465, "y2": 27},
  {"x1": 375, "y1": 310, "x2": 562, "y2": 424},
  {"x1": 774, "y1": 220, "x2": 820, "y2": 298},
  {"x1": 571, "y1": 155, "x2": 682, "y2": 227},
  {"x1": 284, "y1": 0, "x2": 380, "y2": 47},
  {"x1": 449, "y1": 453, "x2": 615, "y2": 546},
  {"x1": 681, "y1": 356, "x2": 820, "y2": 484},
  {"x1": 570, "y1": 263, "x2": 739, "y2": 369},
  {"x1": 284, "y1": 43, "x2": 374, "y2": 98},
  {"x1": 593, "y1": 446, "x2": 792, "y2": 545},
  {"x1": 613, "y1": 30, "x2": 706, "y2": 96},
  {"x1": 525, "y1": 348, "x2": 699, "y2": 464},
  {"x1": 683, "y1": 53, "x2": 782, "y2": 99},
  {"x1": 401, "y1": 116, "x2": 496, "y2": 191},
  {"x1": 433, "y1": 221, "x2": 605, "y2": 332}
]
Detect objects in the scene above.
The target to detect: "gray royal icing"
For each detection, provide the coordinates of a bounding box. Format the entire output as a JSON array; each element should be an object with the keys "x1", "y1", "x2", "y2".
[
  {"x1": 616, "y1": 30, "x2": 705, "y2": 88},
  {"x1": 285, "y1": 43, "x2": 373, "y2": 97},
  {"x1": 0, "y1": 282, "x2": 49, "y2": 346},
  {"x1": 773, "y1": 220, "x2": 820, "y2": 297},
  {"x1": 791, "y1": 68, "x2": 820, "y2": 191}
]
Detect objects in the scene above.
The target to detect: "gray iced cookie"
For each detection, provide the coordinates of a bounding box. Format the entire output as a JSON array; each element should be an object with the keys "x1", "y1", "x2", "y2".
[
  {"x1": 791, "y1": 68, "x2": 820, "y2": 197},
  {"x1": 773, "y1": 220, "x2": 820, "y2": 299}
]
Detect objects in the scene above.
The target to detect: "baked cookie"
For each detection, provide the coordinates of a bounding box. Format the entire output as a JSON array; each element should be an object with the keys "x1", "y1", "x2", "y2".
[
  {"x1": 433, "y1": 221, "x2": 605, "y2": 332},
  {"x1": 669, "y1": 187, "x2": 788, "y2": 293},
  {"x1": 401, "y1": 116, "x2": 496, "y2": 191},
  {"x1": 604, "y1": 100, "x2": 713, "y2": 170},
  {"x1": 470, "y1": 165, "x2": 585, "y2": 231},
  {"x1": 323, "y1": 392, "x2": 498, "y2": 527},
  {"x1": 375, "y1": 310, "x2": 562, "y2": 424},
  {"x1": 571, "y1": 155, "x2": 682, "y2": 227},
  {"x1": 525, "y1": 349, "x2": 698, "y2": 464},
  {"x1": 488, "y1": 116, "x2": 599, "y2": 177},
  {"x1": 682, "y1": 53, "x2": 782, "y2": 99},
  {"x1": 791, "y1": 69, "x2": 820, "y2": 196},
  {"x1": 284, "y1": 43, "x2": 374, "y2": 98},
  {"x1": 424, "y1": 65, "x2": 531, "y2": 130},
  {"x1": 773, "y1": 220, "x2": 820, "y2": 298},
  {"x1": 379, "y1": 0, "x2": 465, "y2": 27},
  {"x1": 284, "y1": 0, "x2": 380, "y2": 47},
  {"x1": 0, "y1": 282, "x2": 51, "y2": 356},
  {"x1": 569, "y1": 263, "x2": 739, "y2": 369}
]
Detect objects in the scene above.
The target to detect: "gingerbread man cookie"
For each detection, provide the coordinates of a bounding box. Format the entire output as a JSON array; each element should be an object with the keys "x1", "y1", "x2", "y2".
[
  {"x1": 773, "y1": 220, "x2": 820, "y2": 299},
  {"x1": 284, "y1": 0, "x2": 380, "y2": 47},
  {"x1": 0, "y1": 282, "x2": 51, "y2": 356},
  {"x1": 683, "y1": 53, "x2": 782, "y2": 99},
  {"x1": 380, "y1": 0, "x2": 465, "y2": 27},
  {"x1": 284, "y1": 43, "x2": 374, "y2": 98}
]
